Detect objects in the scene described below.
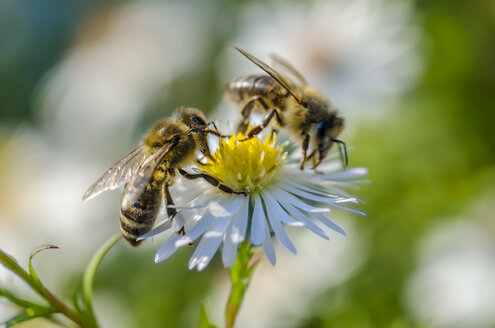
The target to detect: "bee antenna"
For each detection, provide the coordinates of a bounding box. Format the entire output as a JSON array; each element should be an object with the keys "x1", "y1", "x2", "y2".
[
  {"x1": 233, "y1": 46, "x2": 303, "y2": 104},
  {"x1": 208, "y1": 120, "x2": 219, "y2": 131},
  {"x1": 332, "y1": 139, "x2": 348, "y2": 168}
]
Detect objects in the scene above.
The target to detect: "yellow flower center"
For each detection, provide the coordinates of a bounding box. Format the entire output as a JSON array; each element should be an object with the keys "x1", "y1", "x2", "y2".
[{"x1": 200, "y1": 132, "x2": 286, "y2": 194}]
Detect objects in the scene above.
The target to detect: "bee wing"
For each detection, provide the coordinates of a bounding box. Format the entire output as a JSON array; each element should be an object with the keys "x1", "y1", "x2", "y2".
[
  {"x1": 82, "y1": 147, "x2": 146, "y2": 201},
  {"x1": 234, "y1": 46, "x2": 303, "y2": 103},
  {"x1": 270, "y1": 54, "x2": 308, "y2": 86},
  {"x1": 120, "y1": 141, "x2": 177, "y2": 210}
]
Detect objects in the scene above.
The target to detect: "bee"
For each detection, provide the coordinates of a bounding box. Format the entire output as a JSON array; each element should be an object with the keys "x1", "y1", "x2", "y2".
[
  {"x1": 83, "y1": 107, "x2": 247, "y2": 247},
  {"x1": 223, "y1": 47, "x2": 348, "y2": 170}
]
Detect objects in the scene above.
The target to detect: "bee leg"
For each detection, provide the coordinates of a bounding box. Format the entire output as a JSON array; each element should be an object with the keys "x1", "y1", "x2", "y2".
[
  {"x1": 163, "y1": 184, "x2": 178, "y2": 221},
  {"x1": 178, "y1": 169, "x2": 248, "y2": 196},
  {"x1": 270, "y1": 128, "x2": 279, "y2": 138},
  {"x1": 307, "y1": 149, "x2": 317, "y2": 167},
  {"x1": 207, "y1": 120, "x2": 220, "y2": 131},
  {"x1": 300, "y1": 133, "x2": 310, "y2": 170},
  {"x1": 237, "y1": 97, "x2": 271, "y2": 134},
  {"x1": 332, "y1": 139, "x2": 349, "y2": 169},
  {"x1": 238, "y1": 97, "x2": 260, "y2": 133},
  {"x1": 240, "y1": 108, "x2": 280, "y2": 141},
  {"x1": 203, "y1": 149, "x2": 216, "y2": 163},
  {"x1": 164, "y1": 183, "x2": 194, "y2": 246},
  {"x1": 190, "y1": 128, "x2": 230, "y2": 139}
]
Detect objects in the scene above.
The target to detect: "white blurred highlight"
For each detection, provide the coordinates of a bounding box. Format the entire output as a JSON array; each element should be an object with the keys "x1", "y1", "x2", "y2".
[
  {"x1": 405, "y1": 220, "x2": 495, "y2": 328},
  {"x1": 37, "y1": 2, "x2": 208, "y2": 150},
  {"x1": 218, "y1": 0, "x2": 421, "y2": 127}
]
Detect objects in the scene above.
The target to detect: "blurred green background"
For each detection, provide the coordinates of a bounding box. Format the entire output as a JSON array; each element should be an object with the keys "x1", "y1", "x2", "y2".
[{"x1": 1, "y1": 0, "x2": 494, "y2": 327}]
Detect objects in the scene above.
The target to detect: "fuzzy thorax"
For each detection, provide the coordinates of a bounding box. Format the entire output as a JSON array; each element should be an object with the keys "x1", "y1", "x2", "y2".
[{"x1": 199, "y1": 132, "x2": 286, "y2": 194}]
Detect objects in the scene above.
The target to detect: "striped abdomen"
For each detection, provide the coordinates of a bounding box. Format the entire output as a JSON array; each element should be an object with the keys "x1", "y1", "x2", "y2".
[
  {"x1": 120, "y1": 183, "x2": 162, "y2": 247},
  {"x1": 223, "y1": 75, "x2": 283, "y2": 108}
]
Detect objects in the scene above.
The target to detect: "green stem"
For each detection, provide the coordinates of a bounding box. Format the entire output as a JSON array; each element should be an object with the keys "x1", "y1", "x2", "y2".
[
  {"x1": 225, "y1": 243, "x2": 259, "y2": 328},
  {"x1": 82, "y1": 233, "x2": 121, "y2": 327},
  {"x1": 0, "y1": 250, "x2": 91, "y2": 328}
]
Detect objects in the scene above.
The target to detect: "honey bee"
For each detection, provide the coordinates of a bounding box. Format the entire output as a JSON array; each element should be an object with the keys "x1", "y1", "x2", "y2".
[
  {"x1": 83, "y1": 107, "x2": 247, "y2": 246},
  {"x1": 223, "y1": 47, "x2": 348, "y2": 170}
]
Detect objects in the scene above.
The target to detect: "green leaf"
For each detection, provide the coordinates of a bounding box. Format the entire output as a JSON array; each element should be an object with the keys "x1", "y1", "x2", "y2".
[
  {"x1": 71, "y1": 284, "x2": 84, "y2": 317},
  {"x1": 28, "y1": 244, "x2": 59, "y2": 292},
  {"x1": 0, "y1": 287, "x2": 46, "y2": 309},
  {"x1": 197, "y1": 303, "x2": 217, "y2": 328},
  {"x1": 2, "y1": 247, "x2": 91, "y2": 328},
  {"x1": 0, "y1": 250, "x2": 33, "y2": 290},
  {"x1": 1, "y1": 306, "x2": 55, "y2": 327},
  {"x1": 80, "y1": 234, "x2": 121, "y2": 327}
]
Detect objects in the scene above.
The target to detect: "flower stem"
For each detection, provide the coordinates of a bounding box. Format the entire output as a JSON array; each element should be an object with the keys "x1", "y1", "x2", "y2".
[
  {"x1": 225, "y1": 243, "x2": 259, "y2": 328},
  {"x1": 82, "y1": 233, "x2": 121, "y2": 327}
]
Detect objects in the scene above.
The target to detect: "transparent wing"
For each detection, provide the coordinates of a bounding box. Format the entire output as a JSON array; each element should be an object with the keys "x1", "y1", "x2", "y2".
[
  {"x1": 271, "y1": 53, "x2": 308, "y2": 86},
  {"x1": 234, "y1": 46, "x2": 303, "y2": 103},
  {"x1": 83, "y1": 147, "x2": 146, "y2": 201},
  {"x1": 120, "y1": 141, "x2": 177, "y2": 210}
]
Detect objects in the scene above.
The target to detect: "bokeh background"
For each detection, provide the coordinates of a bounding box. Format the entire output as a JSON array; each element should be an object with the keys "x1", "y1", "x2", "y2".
[{"x1": 1, "y1": 0, "x2": 494, "y2": 327}]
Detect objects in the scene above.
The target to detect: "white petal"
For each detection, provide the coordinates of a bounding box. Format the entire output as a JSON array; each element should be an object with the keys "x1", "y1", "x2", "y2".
[
  {"x1": 283, "y1": 179, "x2": 333, "y2": 197},
  {"x1": 262, "y1": 218, "x2": 276, "y2": 265},
  {"x1": 280, "y1": 182, "x2": 336, "y2": 203},
  {"x1": 204, "y1": 216, "x2": 232, "y2": 238},
  {"x1": 280, "y1": 182, "x2": 352, "y2": 205},
  {"x1": 138, "y1": 219, "x2": 172, "y2": 241},
  {"x1": 250, "y1": 194, "x2": 266, "y2": 245},
  {"x1": 166, "y1": 203, "x2": 209, "y2": 210},
  {"x1": 311, "y1": 212, "x2": 347, "y2": 236},
  {"x1": 171, "y1": 210, "x2": 186, "y2": 232},
  {"x1": 285, "y1": 180, "x2": 362, "y2": 205},
  {"x1": 175, "y1": 213, "x2": 215, "y2": 247},
  {"x1": 208, "y1": 198, "x2": 233, "y2": 217},
  {"x1": 188, "y1": 239, "x2": 207, "y2": 270},
  {"x1": 196, "y1": 241, "x2": 220, "y2": 271},
  {"x1": 312, "y1": 160, "x2": 342, "y2": 172},
  {"x1": 263, "y1": 189, "x2": 304, "y2": 227},
  {"x1": 222, "y1": 224, "x2": 239, "y2": 268},
  {"x1": 318, "y1": 167, "x2": 368, "y2": 180},
  {"x1": 189, "y1": 217, "x2": 230, "y2": 271},
  {"x1": 183, "y1": 194, "x2": 214, "y2": 209},
  {"x1": 168, "y1": 193, "x2": 205, "y2": 217},
  {"x1": 279, "y1": 201, "x2": 329, "y2": 240},
  {"x1": 317, "y1": 184, "x2": 356, "y2": 199},
  {"x1": 262, "y1": 192, "x2": 297, "y2": 254},
  {"x1": 330, "y1": 203, "x2": 368, "y2": 217},
  {"x1": 230, "y1": 198, "x2": 250, "y2": 244},
  {"x1": 272, "y1": 187, "x2": 329, "y2": 213},
  {"x1": 154, "y1": 233, "x2": 182, "y2": 263}
]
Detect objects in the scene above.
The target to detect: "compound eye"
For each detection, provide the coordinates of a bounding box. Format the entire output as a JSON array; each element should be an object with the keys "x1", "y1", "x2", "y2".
[
  {"x1": 316, "y1": 121, "x2": 327, "y2": 139},
  {"x1": 190, "y1": 115, "x2": 206, "y2": 126}
]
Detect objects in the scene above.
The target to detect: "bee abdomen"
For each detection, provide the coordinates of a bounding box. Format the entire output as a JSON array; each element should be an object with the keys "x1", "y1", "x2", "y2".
[
  {"x1": 224, "y1": 75, "x2": 276, "y2": 104},
  {"x1": 120, "y1": 189, "x2": 162, "y2": 247}
]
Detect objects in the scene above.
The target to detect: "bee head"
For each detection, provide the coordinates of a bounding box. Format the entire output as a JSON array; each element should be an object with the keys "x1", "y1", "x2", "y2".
[
  {"x1": 313, "y1": 113, "x2": 346, "y2": 167},
  {"x1": 177, "y1": 106, "x2": 208, "y2": 129}
]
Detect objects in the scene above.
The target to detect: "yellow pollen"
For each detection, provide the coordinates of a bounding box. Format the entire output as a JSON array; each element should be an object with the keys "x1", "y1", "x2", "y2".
[{"x1": 200, "y1": 132, "x2": 286, "y2": 194}]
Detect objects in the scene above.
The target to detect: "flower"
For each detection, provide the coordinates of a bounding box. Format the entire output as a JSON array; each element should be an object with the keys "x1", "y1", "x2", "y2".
[{"x1": 141, "y1": 133, "x2": 367, "y2": 271}]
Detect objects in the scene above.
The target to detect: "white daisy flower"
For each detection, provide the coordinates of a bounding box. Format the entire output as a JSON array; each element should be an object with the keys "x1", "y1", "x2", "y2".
[{"x1": 141, "y1": 133, "x2": 367, "y2": 271}]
